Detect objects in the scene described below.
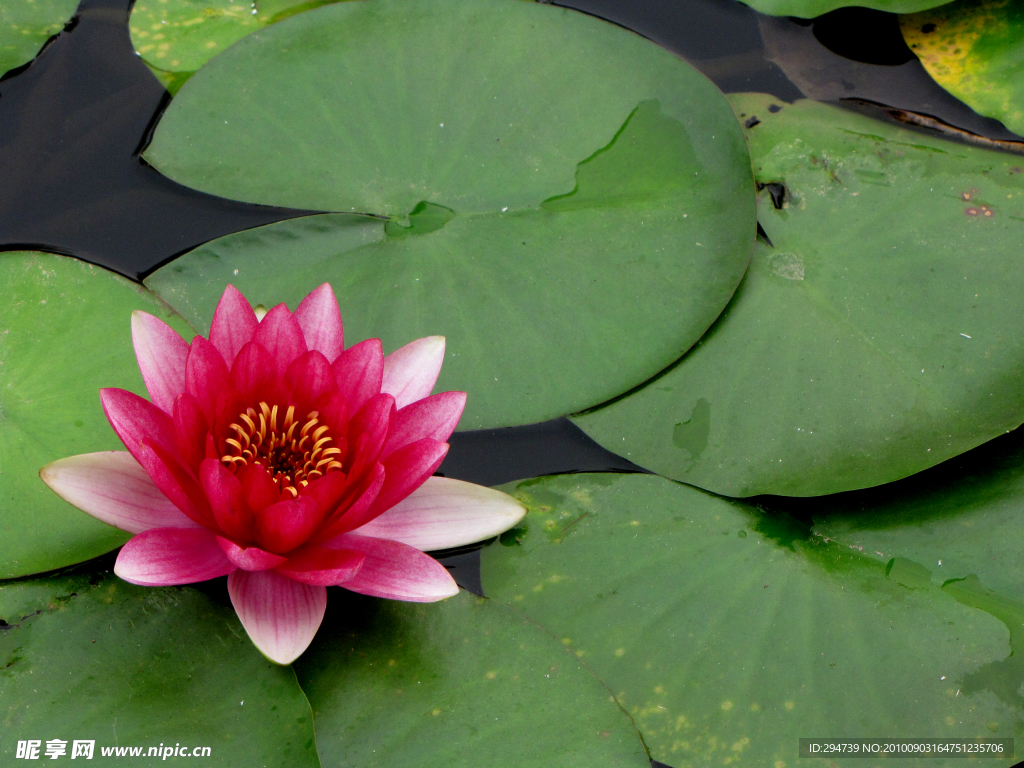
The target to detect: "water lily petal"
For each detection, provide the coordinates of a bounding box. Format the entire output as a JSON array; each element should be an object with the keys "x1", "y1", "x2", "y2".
[
  {"x1": 228, "y1": 569, "x2": 327, "y2": 665},
  {"x1": 254, "y1": 495, "x2": 324, "y2": 554},
  {"x1": 39, "y1": 451, "x2": 199, "y2": 534},
  {"x1": 365, "y1": 438, "x2": 449, "y2": 522},
  {"x1": 231, "y1": 340, "x2": 280, "y2": 404},
  {"x1": 355, "y1": 476, "x2": 526, "y2": 551},
  {"x1": 382, "y1": 391, "x2": 466, "y2": 458},
  {"x1": 301, "y1": 470, "x2": 350, "y2": 516},
  {"x1": 209, "y1": 284, "x2": 259, "y2": 367},
  {"x1": 344, "y1": 392, "x2": 394, "y2": 471},
  {"x1": 200, "y1": 458, "x2": 251, "y2": 541},
  {"x1": 285, "y1": 350, "x2": 337, "y2": 405},
  {"x1": 217, "y1": 537, "x2": 287, "y2": 571},
  {"x1": 328, "y1": 533, "x2": 459, "y2": 602},
  {"x1": 332, "y1": 338, "x2": 383, "y2": 413},
  {"x1": 276, "y1": 545, "x2": 365, "y2": 586},
  {"x1": 101, "y1": 387, "x2": 179, "y2": 465},
  {"x1": 114, "y1": 527, "x2": 234, "y2": 586},
  {"x1": 294, "y1": 283, "x2": 344, "y2": 362},
  {"x1": 137, "y1": 440, "x2": 215, "y2": 527},
  {"x1": 253, "y1": 303, "x2": 308, "y2": 369},
  {"x1": 309, "y1": 462, "x2": 385, "y2": 543},
  {"x1": 311, "y1": 390, "x2": 349, "y2": 441},
  {"x1": 173, "y1": 393, "x2": 208, "y2": 471},
  {"x1": 241, "y1": 463, "x2": 283, "y2": 512},
  {"x1": 131, "y1": 311, "x2": 188, "y2": 414},
  {"x1": 185, "y1": 335, "x2": 231, "y2": 424},
  {"x1": 381, "y1": 336, "x2": 445, "y2": 409}
]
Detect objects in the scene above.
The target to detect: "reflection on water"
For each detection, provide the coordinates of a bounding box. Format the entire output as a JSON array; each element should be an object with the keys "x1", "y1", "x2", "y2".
[
  {"x1": 759, "y1": 13, "x2": 1024, "y2": 143},
  {"x1": 0, "y1": 0, "x2": 314, "y2": 278}
]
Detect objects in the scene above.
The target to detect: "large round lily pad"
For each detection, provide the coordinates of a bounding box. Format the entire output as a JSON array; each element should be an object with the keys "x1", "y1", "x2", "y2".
[
  {"x1": 0, "y1": 0, "x2": 77, "y2": 78},
  {"x1": 129, "y1": 0, "x2": 335, "y2": 93},
  {"x1": 0, "y1": 572, "x2": 319, "y2": 766},
  {"x1": 142, "y1": 0, "x2": 756, "y2": 431},
  {"x1": 0, "y1": 252, "x2": 195, "y2": 579},
  {"x1": 901, "y1": 0, "x2": 1024, "y2": 137},
  {"x1": 482, "y1": 473, "x2": 1022, "y2": 767},
  {"x1": 295, "y1": 589, "x2": 650, "y2": 768},
  {"x1": 738, "y1": 0, "x2": 952, "y2": 19},
  {"x1": 575, "y1": 94, "x2": 1024, "y2": 497}
]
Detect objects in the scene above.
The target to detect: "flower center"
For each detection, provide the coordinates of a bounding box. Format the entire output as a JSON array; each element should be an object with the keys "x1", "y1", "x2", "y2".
[{"x1": 221, "y1": 402, "x2": 344, "y2": 498}]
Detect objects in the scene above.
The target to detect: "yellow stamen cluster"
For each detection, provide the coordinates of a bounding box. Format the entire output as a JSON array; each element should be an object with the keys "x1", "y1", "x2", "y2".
[{"x1": 221, "y1": 402, "x2": 344, "y2": 498}]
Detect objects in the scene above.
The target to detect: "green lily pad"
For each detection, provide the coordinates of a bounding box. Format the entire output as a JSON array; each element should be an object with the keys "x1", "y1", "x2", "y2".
[
  {"x1": 129, "y1": 0, "x2": 336, "y2": 94},
  {"x1": 0, "y1": 0, "x2": 77, "y2": 77},
  {"x1": 575, "y1": 94, "x2": 1024, "y2": 497},
  {"x1": 295, "y1": 590, "x2": 650, "y2": 768},
  {"x1": 799, "y1": 425, "x2": 1024, "y2": 605},
  {"x1": 901, "y1": 0, "x2": 1024, "y2": 137},
  {"x1": 142, "y1": 0, "x2": 756, "y2": 431},
  {"x1": 482, "y1": 473, "x2": 1023, "y2": 767},
  {"x1": 0, "y1": 572, "x2": 319, "y2": 766},
  {"x1": 740, "y1": 0, "x2": 952, "y2": 19},
  {"x1": 0, "y1": 252, "x2": 195, "y2": 579}
]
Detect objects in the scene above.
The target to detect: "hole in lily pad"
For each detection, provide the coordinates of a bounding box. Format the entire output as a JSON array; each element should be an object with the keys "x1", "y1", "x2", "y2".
[{"x1": 384, "y1": 201, "x2": 456, "y2": 238}]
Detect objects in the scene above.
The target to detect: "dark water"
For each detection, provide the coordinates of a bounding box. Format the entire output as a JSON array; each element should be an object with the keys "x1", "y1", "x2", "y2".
[{"x1": 3, "y1": 4, "x2": 1022, "y2": 765}]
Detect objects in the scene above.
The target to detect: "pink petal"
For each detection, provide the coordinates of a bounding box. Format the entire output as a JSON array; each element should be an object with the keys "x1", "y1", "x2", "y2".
[
  {"x1": 173, "y1": 393, "x2": 208, "y2": 471},
  {"x1": 364, "y1": 438, "x2": 449, "y2": 522},
  {"x1": 344, "y1": 393, "x2": 394, "y2": 471},
  {"x1": 253, "y1": 303, "x2": 308, "y2": 370},
  {"x1": 285, "y1": 350, "x2": 337, "y2": 405},
  {"x1": 355, "y1": 476, "x2": 526, "y2": 551},
  {"x1": 200, "y1": 459, "x2": 251, "y2": 541},
  {"x1": 209, "y1": 284, "x2": 259, "y2": 367},
  {"x1": 39, "y1": 451, "x2": 199, "y2": 534},
  {"x1": 276, "y1": 545, "x2": 365, "y2": 586},
  {"x1": 185, "y1": 336, "x2": 231, "y2": 424},
  {"x1": 230, "y1": 341, "x2": 279, "y2": 404},
  {"x1": 136, "y1": 440, "x2": 215, "y2": 528},
  {"x1": 309, "y1": 463, "x2": 385, "y2": 543},
  {"x1": 328, "y1": 534, "x2": 458, "y2": 602},
  {"x1": 300, "y1": 470, "x2": 350, "y2": 517},
  {"x1": 131, "y1": 311, "x2": 188, "y2": 414},
  {"x1": 382, "y1": 391, "x2": 466, "y2": 458},
  {"x1": 294, "y1": 283, "x2": 344, "y2": 362},
  {"x1": 241, "y1": 463, "x2": 283, "y2": 512},
  {"x1": 254, "y1": 495, "x2": 324, "y2": 554},
  {"x1": 381, "y1": 336, "x2": 446, "y2": 409},
  {"x1": 114, "y1": 527, "x2": 234, "y2": 586},
  {"x1": 100, "y1": 387, "x2": 179, "y2": 465},
  {"x1": 218, "y1": 537, "x2": 287, "y2": 571},
  {"x1": 332, "y1": 338, "x2": 383, "y2": 413},
  {"x1": 311, "y1": 390, "x2": 349, "y2": 440},
  {"x1": 228, "y1": 569, "x2": 327, "y2": 664}
]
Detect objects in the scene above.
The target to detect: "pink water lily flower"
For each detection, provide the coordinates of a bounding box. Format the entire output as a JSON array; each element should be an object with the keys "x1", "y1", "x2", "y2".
[{"x1": 41, "y1": 283, "x2": 525, "y2": 664}]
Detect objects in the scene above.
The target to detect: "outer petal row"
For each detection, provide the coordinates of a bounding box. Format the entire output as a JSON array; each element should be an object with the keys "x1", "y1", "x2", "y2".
[
  {"x1": 114, "y1": 528, "x2": 234, "y2": 586},
  {"x1": 328, "y1": 534, "x2": 459, "y2": 602},
  {"x1": 355, "y1": 476, "x2": 527, "y2": 551},
  {"x1": 228, "y1": 570, "x2": 327, "y2": 665},
  {"x1": 39, "y1": 451, "x2": 199, "y2": 533}
]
